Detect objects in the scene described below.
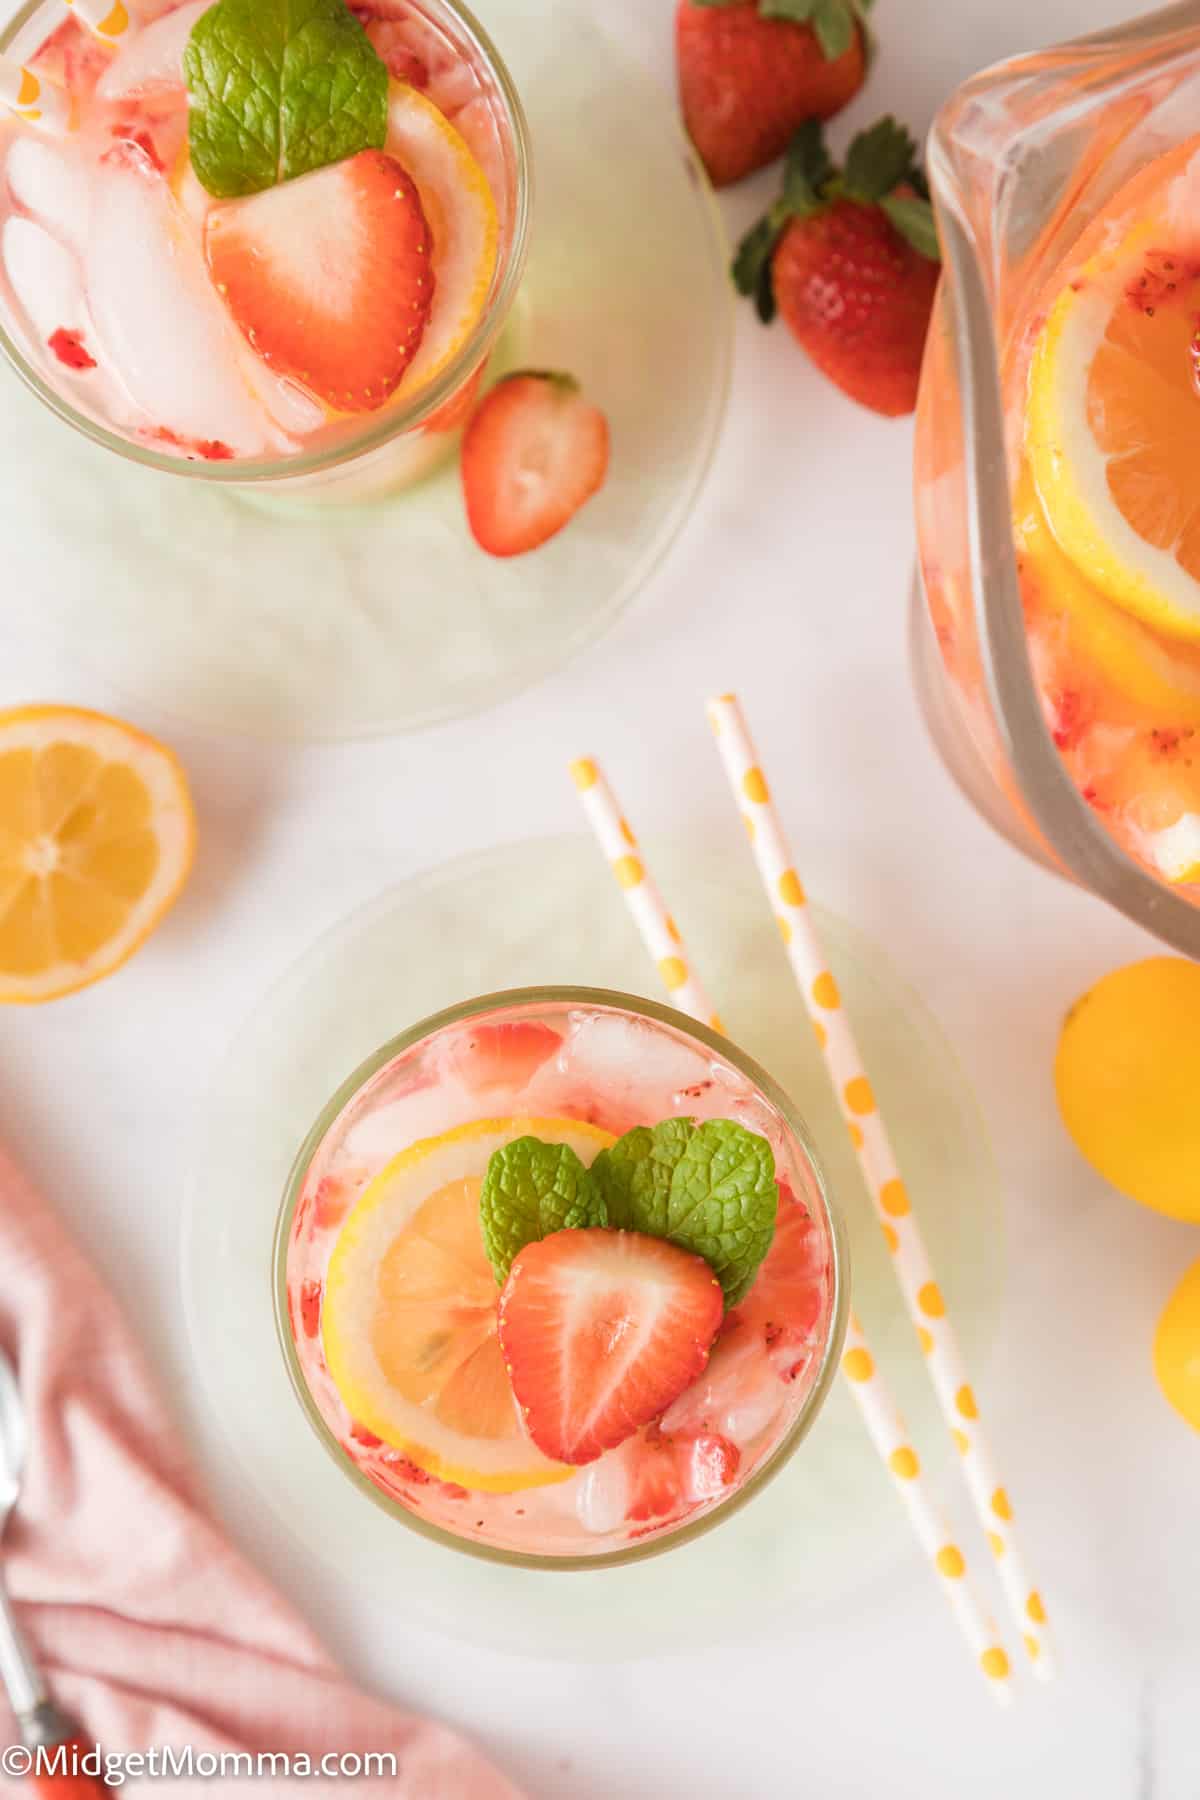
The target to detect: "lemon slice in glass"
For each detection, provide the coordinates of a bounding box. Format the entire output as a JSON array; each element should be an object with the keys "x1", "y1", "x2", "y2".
[{"x1": 322, "y1": 1116, "x2": 615, "y2": 1493}]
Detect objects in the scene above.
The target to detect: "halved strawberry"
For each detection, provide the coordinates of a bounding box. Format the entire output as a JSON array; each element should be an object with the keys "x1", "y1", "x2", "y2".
[
  {"x1": 460, "y1": 372, "x2": 610, "y2": 557},
  {"x1": 498, "y1": 1229, "x2": 723, "y2": 1465},
  {"x1": 205, "y1": 150, "x2": 435, "y2": 414},
  {"x1": 446, "y1": 1019, "x2": 561, "y2": 1091}
]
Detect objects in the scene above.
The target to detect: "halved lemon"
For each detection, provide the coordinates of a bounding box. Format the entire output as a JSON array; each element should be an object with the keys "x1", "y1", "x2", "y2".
[
  {"x1": 1027, "y1": 220, "x2": 1200, "y2": 642},
  {"x1": 0, "y1": 705, "x2": 194, "y2": 1004},
  {"x1": 385, "y1": 84, "x2": 499, "y2": 402},
  {"x1": 322, "y1": 1116, "x2": 615, "y2": 1493}
]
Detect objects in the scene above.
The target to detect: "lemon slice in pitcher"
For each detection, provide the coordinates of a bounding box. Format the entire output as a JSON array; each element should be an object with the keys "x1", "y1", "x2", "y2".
[{"x1": 1027, "y1": 221, "x2": 1200, "y2": 642}]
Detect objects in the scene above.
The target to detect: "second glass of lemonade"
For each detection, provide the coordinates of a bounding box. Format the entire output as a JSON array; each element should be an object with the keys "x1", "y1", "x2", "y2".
[
  {"x1": 0, "y1": 0, "x2": 529, "y2": 502},
  {"x1": 276, "y1": 990, "x2": 847, "y2": 1568}
]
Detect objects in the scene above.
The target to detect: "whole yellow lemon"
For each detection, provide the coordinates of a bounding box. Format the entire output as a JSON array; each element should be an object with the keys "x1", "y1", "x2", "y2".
[
  {"x1": 1054, "y1": 956, "x2": 1200, "y2": 1221},
  {"x1": 1155, "y1": 1258, "x2": 1200, "y2": 1430}
]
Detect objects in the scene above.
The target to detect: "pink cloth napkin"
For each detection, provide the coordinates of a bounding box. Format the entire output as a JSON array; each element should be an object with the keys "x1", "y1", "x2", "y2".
[{"x1": 0, "y1": 1146, "x2": 522, "y2": 1797}]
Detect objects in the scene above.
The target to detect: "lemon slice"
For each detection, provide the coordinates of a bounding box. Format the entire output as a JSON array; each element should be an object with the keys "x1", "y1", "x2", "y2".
[
  {"x1": 323, "y1": 1116, "x2": 615, "y2": 1493},
  {"x1": 1015, "y1": 467, "x2": 1200, "y2": 723},
  {"x1": 1027, "y1": 220, "x2": 1200, "y2": 642},
  {"x1": 385, "y1": 84, "x2": 499, "y2": 402},
  {"x1": 0, "y1": 705, "x2": 194, "y2": 1004}
]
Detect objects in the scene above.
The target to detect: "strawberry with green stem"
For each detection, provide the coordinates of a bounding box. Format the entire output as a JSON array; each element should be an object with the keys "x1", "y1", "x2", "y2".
[
  {"x1": 676, "y1": 0, "x2": 870, "y2": 189},
  {"x1": 734, "y1": 116, "x2": 941, "y2": 417}
]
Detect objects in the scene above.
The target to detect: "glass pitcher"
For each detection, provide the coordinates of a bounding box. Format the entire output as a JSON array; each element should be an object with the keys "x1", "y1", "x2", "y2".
[{"x1": 912, "y1": 1, "x2": 1200, "y2": 956}]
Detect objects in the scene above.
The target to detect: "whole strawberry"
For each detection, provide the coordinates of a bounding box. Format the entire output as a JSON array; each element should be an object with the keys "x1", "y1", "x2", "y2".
[
  {"x1": 676, "y1": 0, "x2": 867, "y2": 189},
  {"x1": 734, "y1": 117, "x2": 941, "y2": 416}
]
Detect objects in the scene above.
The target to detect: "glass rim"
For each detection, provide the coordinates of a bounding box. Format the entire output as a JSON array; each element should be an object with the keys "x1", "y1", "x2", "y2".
[
  {"x1": 272, "y1": 983, "x2": 850, "y2": 1573},
  {"x1": 0, "y1": 0, "x2": 532, "y2": 485}
]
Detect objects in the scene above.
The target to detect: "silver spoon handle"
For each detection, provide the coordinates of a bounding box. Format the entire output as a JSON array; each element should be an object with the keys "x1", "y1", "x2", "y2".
[{"x1": 0, "y1": 1577, "x2": 47, "y2": 1724}]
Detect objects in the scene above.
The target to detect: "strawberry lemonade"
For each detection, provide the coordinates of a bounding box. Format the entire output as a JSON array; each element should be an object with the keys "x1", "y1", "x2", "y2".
[
  {"x1": 0, "y1": 0, "x2": 527, "y2": 498},
  {"x1": 917, "y1": 136, "x2": 1200, "y2": 897},
  {"x1": 277, "y1": 991, "x2": 846, "y2": 1564}
]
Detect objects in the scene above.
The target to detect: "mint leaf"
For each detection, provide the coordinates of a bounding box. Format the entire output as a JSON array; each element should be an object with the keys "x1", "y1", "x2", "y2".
[
  {"x1": 595, "y1": 1118, "x2": 778, "y2": 1309},
  {"x1": 480, "y1": 1138, "x2": 606, "y2": 1284},
  {"x1": 591, "y1": 1119, "x2": 695, "y2": 1236},
  {"x1": 185, "y1": 0, "x2": 389, "y2": 200},
  {"x1": 666, "y1": 1120, "x2": 778, "y2": 1308},
  {"x1": 882, "y1": 193, "x2": 941, "y2": 262}
]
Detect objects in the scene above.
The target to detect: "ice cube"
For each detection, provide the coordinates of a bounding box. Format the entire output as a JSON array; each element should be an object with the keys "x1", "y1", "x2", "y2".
[
  {"x1": 4, "y1": 137, "x2": 91, "y2": 250},
  {"x1": 342, "y1": 1083, "x2": 462, "y2": 1166},
  {"x1": 453, "y1": 96, "x2": 505, "y2": 202},
  {"x1": 84, "y1": 143, "x2": 274, "y2": 455},
  {"x1": 661, "y1": 1330, "x2": 785, "y2": 1446},
  {"x1": 2, "y1": 216, "x2": 87, "y2": 338},
  {"x1": 239, "y1": 359, "x2": 327, "y2": 440},
  {"x1": 96, "y1": 0, "x2": 210, "y2": 98},
  {"x1": 552, "y1": 1011, "x2": 713, "y2": 1121},
  {"x1": 575, "y1": 1443, "x2": 631, "y2": 1535},
  {"x1": 173, "y1": 158, "x2": 211, "y2": 232},
  {"x1": 1148, "y1": 813, "x2": 1200, "y2": 884}
]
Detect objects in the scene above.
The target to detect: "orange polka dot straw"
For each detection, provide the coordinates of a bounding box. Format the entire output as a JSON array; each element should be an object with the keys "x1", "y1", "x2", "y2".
[
  {"x1": 0, "y1": 59, "x2": 70, "y2": 132},
  {"x1": 65, "y1": 0, "x2": 131, "y2": 43},
  {"x1": 569, "y1": 755, "x2": 1013, "y2": 1702},
  {"x1": 568, "y1": 758, "x2": 719, "y2": 1028},
  {"x1": 707, "y1": 693, "x2": 1053, "y2": 1679}
]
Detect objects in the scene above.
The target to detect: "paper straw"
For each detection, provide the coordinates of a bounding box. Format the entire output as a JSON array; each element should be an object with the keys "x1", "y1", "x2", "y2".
[
  {"x1": 0, "y1": 59, "x2": 69, "y2": 130},
  {"x1": 569, "y1": 753, "x2": 1014, "y2": 1704},
  {"x1": 64, "y1": 0, "x2": 130, "y2": 42},
  {"x1": 569, "y1": 759, "x2": 723, "y2": 1033},
  {"x1": 707, "y1": 692, "x2": 1053, "y2": 1679},
  {"x1": 839, "y1": 1315, "x2": 1012, "y2": 1699}
]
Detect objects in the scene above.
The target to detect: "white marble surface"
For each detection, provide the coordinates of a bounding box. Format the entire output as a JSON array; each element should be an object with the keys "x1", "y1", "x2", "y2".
[{"x1": 2, "y1": 0, "x2": 1199, "y2": 1794}]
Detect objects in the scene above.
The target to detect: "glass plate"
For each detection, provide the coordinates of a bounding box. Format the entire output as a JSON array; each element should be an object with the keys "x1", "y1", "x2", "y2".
[
  {"x1": 0, "y1": 0, "x2": 730, "y2": 739},
  {"x1": 180, "y1": 836, "x2": 1005, "y2": 1659}
]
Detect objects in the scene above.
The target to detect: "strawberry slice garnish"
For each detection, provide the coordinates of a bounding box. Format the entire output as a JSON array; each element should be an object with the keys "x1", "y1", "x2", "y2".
[
  {"x1": 498, "y1": 1229, "x2": 723, "y2": 1465},
  {"x1": 205, "y1": 150, "x2": 435, "y2": 414},
  {"x1": 460, "y1": 371, "x2": 610, "y2": 557}
]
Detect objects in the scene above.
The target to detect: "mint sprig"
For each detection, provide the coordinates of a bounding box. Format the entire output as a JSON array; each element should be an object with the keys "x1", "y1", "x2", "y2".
[
  {"x1": 184, "y1": 0, "x2": 389, "y2": 201},
  {"x1": 482, "y1": 1119, "x2": 779, "y2": 1306},
  {"x1": 480, "y1": 1138, "x2": 607, "y2": 1285}
]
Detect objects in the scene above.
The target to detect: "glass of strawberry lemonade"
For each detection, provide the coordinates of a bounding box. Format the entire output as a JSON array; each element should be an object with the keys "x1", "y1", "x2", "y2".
[
  {"x1": 276, "y1": 989, "x2": 847, "y2": 1566},
  {"x1": 0, "y1": 0, "x2": 528, "y2": 502}
]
